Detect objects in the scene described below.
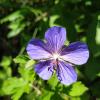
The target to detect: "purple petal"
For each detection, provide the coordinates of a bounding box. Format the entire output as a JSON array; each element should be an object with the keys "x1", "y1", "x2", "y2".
[
  {"x1": 56, "y1": 61, "x2": 77, "y2": 85},
  {"x1": 61, "y1": 42, "x2": 89, "y2": 65},
  {"x1": 34, "y1": 60, "x2": 54, "y2": 80},
  {"x1": 45, "y1": 26, "x2": 66, "y2": 53},
  {"x1": 26, "y1": 38, "x2": 52, "y2": 60}
]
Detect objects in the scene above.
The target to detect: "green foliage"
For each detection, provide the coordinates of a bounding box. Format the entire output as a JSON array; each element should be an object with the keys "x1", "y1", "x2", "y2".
[
  {"x1": 0, "y1": 56, "x2": 12, "y2": 80},
  {"x1": 48, "y1": 73, "x2": 59, "y2": 89},
  {"x1": 13, "y1": 55, "x2": 29, "y2": 64},
  {"x1": 2, "y1": 77, "x2": 30, "y2": 100},
  {"x1": 68, "y1": 82, "x2": 88, "y2": 96},
  {"x1": 0, "y1": 0, "x2": 100, "y2": 100},
  {"x1": 0, "y1": 55, "x2": 35, "y2": 99}
]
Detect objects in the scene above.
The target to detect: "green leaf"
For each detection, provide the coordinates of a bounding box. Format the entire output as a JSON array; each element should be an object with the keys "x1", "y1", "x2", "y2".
[
  {"x1": 0, "y1": 56, "x2": 12, "y2": 68},
  {"x1": 68, "y1": 82, "x2": 88, "y2": 96},
  {"x1": 0, "y1": 10, "x2": 23, "y2": 23},
  {"x1": 18, "y1": 66, "x2": 35, "y2": 82},
  {"x1": 25, "y1": 59, "x2": 35, "y2": 69},
  {"x1": 2, "y1": 78, "x2": 25, "y2": 94},
  {"x1": 62, "y1": 82, "x2": 88, "y2": 97},
  {"x1": 48, "y1": 73, "x2": 59, "y2": 89},
  {"x1": 70, "y1": 92, "x2": 90, "y2": 100},
  {"x1": 40, "y1": 90, "x2": 54, "y2": 100},
  {"x1": 13, "y1": 55, "x2": 29, "y2": 64},
  {"x1": 49, "y1": 15, "x2": 60, "y2": 27},
  {"x1": 7, "y1": 21, "x2": 26, "y2": 38},
  {"x1": 2, "y1": 77, "x2": 30, "y2": 100},
  {"x1": 95, "y1": 15, "x2": 100, "y2": 45},
  {"x1": 0, "y1": 56, "x2": 12, "y2": 78},
  {"x1": 11, "y1": 88, "x2": 24, "y2": 100}
]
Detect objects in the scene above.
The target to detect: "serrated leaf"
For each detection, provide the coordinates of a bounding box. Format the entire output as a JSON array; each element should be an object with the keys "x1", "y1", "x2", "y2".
[
  {"x1": 18, "y1": 66, "x2": 35, "y2": 82},
  {"x1": 70, "y1": 92, "x2": 90, "y2": 100},
  {"x1": 13, "y1": 55, "x2": 29, "y2": 64},
  {"x1": 2, "y1": 77, "x2": 30, "y2": 100},
  {"x1": 7, "y1": 22, "x2": 26, "y2": 38},
  {"x1": 11, "y1": 88, "x2": 24, "y2": 100},
  {"x1": 68, "y1": 82, "x2": 88, "y2": 96},
  {"x1": 0, "y1": 10, "x2": 23, "y2": 23},
  {"x1": 25, "y1": 59, "x2": 35, "y2": 69}
]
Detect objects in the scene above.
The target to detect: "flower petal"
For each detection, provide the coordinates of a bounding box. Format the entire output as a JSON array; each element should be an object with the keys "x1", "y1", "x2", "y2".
[
  {"x1": 45, "y1": 26, "x2": 66, "y2": 53},
  {"x1": 26, "y1": 38, "x2": 52, "y2": 60},
  {"x1": 56, "y1": 61, "x2": 77, "y2": 85},
  {"x1": 61, "y1": 42, "x2": 89, "y2": 65},
  {"x1": 34, "y1": 61, "x2": 54, "y2": 80}
]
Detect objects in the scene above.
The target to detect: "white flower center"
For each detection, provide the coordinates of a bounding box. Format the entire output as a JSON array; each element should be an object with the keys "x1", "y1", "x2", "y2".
[{"x1": 53, "y1": 53, "x2": 60, "y2": 60}]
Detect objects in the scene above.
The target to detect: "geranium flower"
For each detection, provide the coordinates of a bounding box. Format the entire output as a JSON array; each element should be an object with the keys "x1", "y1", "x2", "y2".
[{"x1": 26, "y1": 26, "x2": 89, "y2": 85}]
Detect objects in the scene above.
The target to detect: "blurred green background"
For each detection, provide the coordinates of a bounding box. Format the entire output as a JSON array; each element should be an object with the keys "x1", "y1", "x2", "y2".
[{"x1": 0, "y1": 0, "x2": 100, "y2": 100}]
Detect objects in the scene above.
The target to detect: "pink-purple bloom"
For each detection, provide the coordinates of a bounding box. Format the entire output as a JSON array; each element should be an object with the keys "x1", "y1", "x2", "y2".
[{"x1": 26, "y1": 26, "x2": 89, "y2": 85}]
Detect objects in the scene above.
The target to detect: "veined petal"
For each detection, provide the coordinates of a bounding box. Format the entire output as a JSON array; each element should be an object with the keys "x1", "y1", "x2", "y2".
[
  {"x1": 56, "y1": 61, "x2": 77, "y2": 85},
  {"x1": 45, "y1": 26, "x2": 66, "y2": 53},
  {"x1": 26, "y1": 38, "x2": 52, "y2": 60},
  {"x1": 34, "y1": 60, "x2": 54, "y2": 80},
  {"x1": 61, "y1": 42, "x2": 89, "y2": 65}
]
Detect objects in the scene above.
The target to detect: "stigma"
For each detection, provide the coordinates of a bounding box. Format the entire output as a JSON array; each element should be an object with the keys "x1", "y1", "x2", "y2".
[{"x1": 53, "y1": 53, "x2": 60, "y2": 60}]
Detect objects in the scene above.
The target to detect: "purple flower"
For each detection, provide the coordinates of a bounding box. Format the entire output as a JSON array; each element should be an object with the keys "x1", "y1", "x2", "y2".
[{"x1": 26, "y1": 26, "x2": 89, "y2": 85}]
